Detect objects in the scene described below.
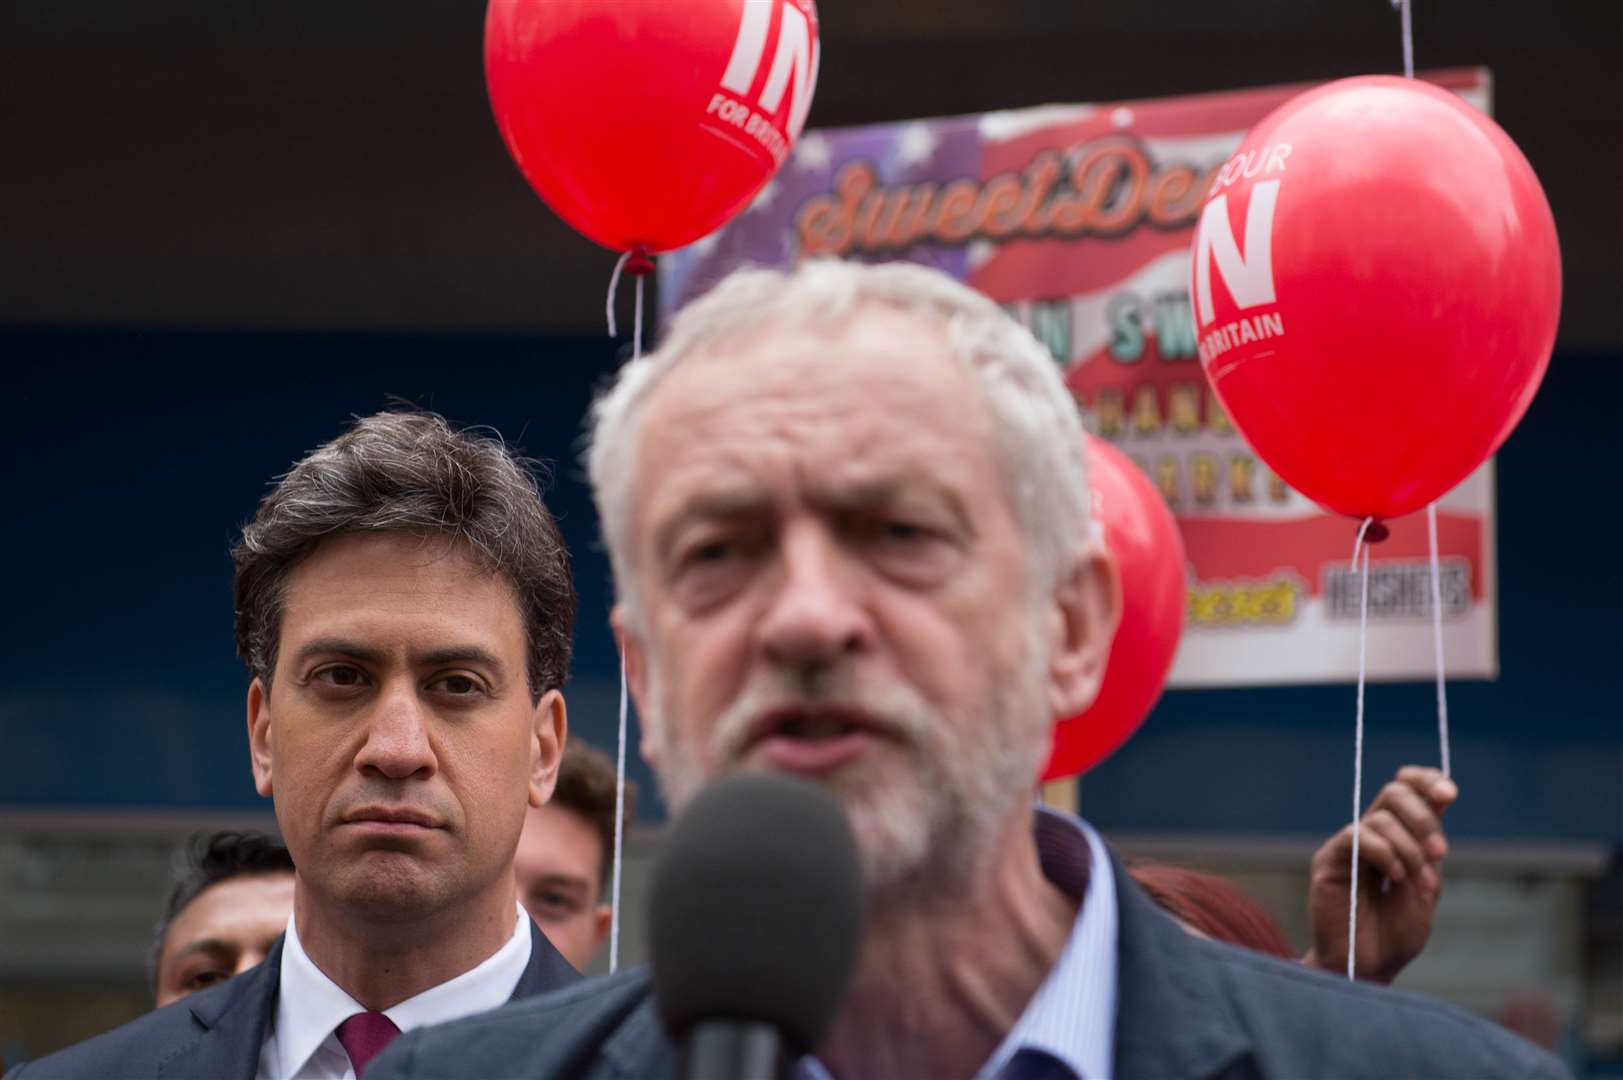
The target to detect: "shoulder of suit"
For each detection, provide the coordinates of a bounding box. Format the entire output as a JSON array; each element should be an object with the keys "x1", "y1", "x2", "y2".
[
  {"x1": 2, "y1": 987, "x2": 222, "y2": 1079},
  {"x1": 372, "y1": 969, "x2": 655, "y2": 1080},
  {"x1": 1194, "y1": 937, "x2": 1570, "y2": 1079},
  {"x1": 517, "y1": 919, "x2": 586, "y2": 994}
]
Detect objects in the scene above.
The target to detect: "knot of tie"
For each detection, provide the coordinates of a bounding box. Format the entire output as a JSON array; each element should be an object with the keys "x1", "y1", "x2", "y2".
[{"x1": 336, "y1": 1010, "x2": 400, "y2": 1079}]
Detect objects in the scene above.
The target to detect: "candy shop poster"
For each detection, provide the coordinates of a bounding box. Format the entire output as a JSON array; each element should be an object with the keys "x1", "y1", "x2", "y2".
[{"x1": 660, "y1": 69, "x2": 1496, "y2": 686}]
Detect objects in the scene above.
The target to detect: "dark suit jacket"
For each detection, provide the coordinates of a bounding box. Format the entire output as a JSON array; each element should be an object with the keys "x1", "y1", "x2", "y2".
[
  {"x1": 368, "y1": 852, "x2": 1569, "y2": 1080},
  {"x1": 6, "y1": 920, "x2": 578, "y2": 1080}
]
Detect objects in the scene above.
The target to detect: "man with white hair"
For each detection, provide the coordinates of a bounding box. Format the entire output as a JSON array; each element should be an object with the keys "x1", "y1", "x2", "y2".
[{"x1": 370, "y1": 261, "x2": 1565, "y2": 1080}]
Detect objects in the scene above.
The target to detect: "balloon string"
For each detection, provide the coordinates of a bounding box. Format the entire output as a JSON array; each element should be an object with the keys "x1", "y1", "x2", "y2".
[
  {"x1": 1427, "y1": 503, "x2": 1452, "y2": 778},
  {"x1": 609, "y1": 647, "x2": 629, "y2": 974},
  {"x1": 634, "y1": 275, "x2": 645, "y2": 361},
  {"x1": 606, "y1": 257, "x2": 647, "y2": 976},
  {"x1": 1346, "y1": 516, "x2": 1375, "y2": 980},
  {"x1": 1391, "y1": 0, "x2": 1415, "y2": 78},
  {"x1": 606, "y1": 250, "x2": 633, "y2": 338}
]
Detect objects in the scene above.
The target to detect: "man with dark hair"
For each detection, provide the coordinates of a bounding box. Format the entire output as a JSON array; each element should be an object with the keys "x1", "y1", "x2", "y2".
[
  {"x1": 12, "y1": 410, "x2": 580, "y2": 1080},
  {"x1": 152, "y1": 832, "x2": 295, "y2": 1008},
  {"x1": 514, "y1": 741, "x2": 637, "y2": 971}
]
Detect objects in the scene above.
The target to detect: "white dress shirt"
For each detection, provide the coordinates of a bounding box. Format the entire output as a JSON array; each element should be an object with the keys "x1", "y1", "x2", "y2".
[{"x1": 255, "y1": 905, "x2": 532, "y2": 1080}]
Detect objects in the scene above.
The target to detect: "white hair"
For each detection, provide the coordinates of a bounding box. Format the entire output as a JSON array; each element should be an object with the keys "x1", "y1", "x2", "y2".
[{"x1": 586, "y1": 259, "x2": 1093, "y2": 619}]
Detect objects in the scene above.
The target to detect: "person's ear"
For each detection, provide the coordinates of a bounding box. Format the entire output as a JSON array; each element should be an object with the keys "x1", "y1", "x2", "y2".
[
  {"x1": 527, "y1": 690, "x2": 567, "y2": 809},
  {"x1": 1048, "y1": 544, "x2": 1121, "y2": 720},
  {"x1": 247, "y1": 678, "x2": 274, "y2": 797},
  {"x1": 611, "y1": 606, "x2": 660, "y2": 769},
  {"x1": 592, "y1": 903, "x2": 613, "y2": 950}
]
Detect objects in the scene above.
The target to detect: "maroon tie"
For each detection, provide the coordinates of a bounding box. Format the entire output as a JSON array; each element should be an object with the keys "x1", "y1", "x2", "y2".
[{"x1": 335, "y1": 1011, "x2": 400, "y2": 1079}]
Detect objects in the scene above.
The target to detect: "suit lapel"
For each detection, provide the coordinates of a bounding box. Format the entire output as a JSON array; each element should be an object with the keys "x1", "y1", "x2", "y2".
[
  {"x1": 152, "y1": 921, "x2": 570, "y2": 1079},
  {"x1": 601, "y1": 995, "x2": 679, "y2": 1080},
  {"x1": 1109, "y1": 855, "x2": 1255, "y2": 1079},
  {"x1": 508, "y1": 919, "x2": 585, "y2": 1001},
  {"x1": 564, "y1": 854, "x2": 1254, "y2": 1080},
  {"x1": 156, "y1": 935, "x2": 284, "y2": 1080}
]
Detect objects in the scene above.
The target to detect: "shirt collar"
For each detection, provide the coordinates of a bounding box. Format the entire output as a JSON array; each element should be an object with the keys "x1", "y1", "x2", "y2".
[
  {"x1": 384, "y1": 906, "x2": 532, "y2": 1032},
  {"x1": 274, "y1": 904, "x2": 532, "y2": 1078},
  {"x1": 796, "y1": 807, "x2": 1118, "y2": 1080},
  {"x1": 973, "y1": 808, "x2": 1118, "y2": 1080}
]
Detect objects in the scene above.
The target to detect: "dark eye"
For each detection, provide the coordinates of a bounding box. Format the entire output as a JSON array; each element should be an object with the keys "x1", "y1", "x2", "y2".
[
  {"x1": 314, "y1": 665, "x2": 367, "y2": 689},
  {"x1": 184, "y1": 969, "x2": 228, "y2": 991},
  {"x1": 530, "y1": 890, "x2": 582, "y2": 919},
  {"x1": 857, "y1": 515, "x2": 935, "y2": 548},
  {"x1": 669, "y1": 525, "x2": 766, "y2": 609},
  {"x1": 689, "y1": 539, "x2": 733, "y2": 564},
  {"x1": 850, "y1": 511, "x2": 959, "y2": 586},
  {"x1": 434, "y1": 674, "x2": 481, "y2": 696}
]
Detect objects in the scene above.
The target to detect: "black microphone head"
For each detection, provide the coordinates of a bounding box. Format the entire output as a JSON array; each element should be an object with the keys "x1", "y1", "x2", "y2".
[{"x1": 649, "y1": 771, "x2": 864, "y2": 1056}]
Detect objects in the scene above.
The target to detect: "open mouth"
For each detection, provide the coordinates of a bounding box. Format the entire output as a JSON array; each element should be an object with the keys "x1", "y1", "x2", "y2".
[
  {"x1": 744, "y1": 707, "x2": 884, "y2": 773},
  {"x1": 749, "y1": 706, "x2": 881, "y2": 745},
  {"x1": 772, "y1": 714, "x2": 867, "y2": 741}
]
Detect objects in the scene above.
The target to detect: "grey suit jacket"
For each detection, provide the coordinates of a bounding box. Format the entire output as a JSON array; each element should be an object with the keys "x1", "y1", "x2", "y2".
[
  {"x1": 6, "y1": 920, "x2": 579, "y2": 1080},
  {"x1": 368, "y1": 852, "x2": 1569, "y2": 1080}
]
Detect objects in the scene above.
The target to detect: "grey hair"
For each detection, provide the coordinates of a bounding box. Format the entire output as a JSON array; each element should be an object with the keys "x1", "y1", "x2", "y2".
[
  {"x1": 232, "y1": 409, "x2": 576, "y2": 700},
  {"x1": 587, "y1": 259, "x2": 1092, "y2": 619}
]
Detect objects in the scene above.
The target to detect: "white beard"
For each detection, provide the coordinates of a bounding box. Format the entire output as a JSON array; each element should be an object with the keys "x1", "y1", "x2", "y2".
[{"x1": 644, "y1": 620, "x2": 1052, "y2": 900}]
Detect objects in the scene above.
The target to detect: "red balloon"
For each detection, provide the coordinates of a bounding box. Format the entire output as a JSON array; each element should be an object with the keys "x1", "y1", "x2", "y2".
[
  {"x1": 1188, "y1": 76, "x2": 1560, "y2": 521},
  {"x1": 1043, "y1": 437, "x2": 1186, "y2": 781},
  {"x1": 485, "y1": 0, "x2": 820, "y2": 254}
]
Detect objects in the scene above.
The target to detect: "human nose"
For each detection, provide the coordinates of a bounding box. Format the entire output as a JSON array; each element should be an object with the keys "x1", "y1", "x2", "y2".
[
  {"x1": 353, "y1": 684, "x2": 438, "y2": 781},
  {"x1": 756, "y1": 526, "x2": 871, "y2": 669}
]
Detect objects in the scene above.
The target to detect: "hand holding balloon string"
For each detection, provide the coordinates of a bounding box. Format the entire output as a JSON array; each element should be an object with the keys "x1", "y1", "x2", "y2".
[{"x1": 1304, "y1": 765, "x2": 1458, "y2": 984}]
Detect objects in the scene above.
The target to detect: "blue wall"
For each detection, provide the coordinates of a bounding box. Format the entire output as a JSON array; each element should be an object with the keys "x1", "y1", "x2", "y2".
[
  {"x1": 1, "y1": 331, "x2": 646, "y2": 813},
  {"x1": 3, "y1": 333, "x2": 1618, "y2": 842}
]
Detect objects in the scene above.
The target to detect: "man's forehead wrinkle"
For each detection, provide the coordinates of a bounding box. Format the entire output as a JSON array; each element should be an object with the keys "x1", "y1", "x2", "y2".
[
  {"x1": 630, "y1": 312, "x2": 1007, "y2": 546},
  {"x1": 638, "y1": 448, "x2": 778, "y2": 537},
  {"x1": 649, "y1": 431, "x2": 966, "y2": 512},
  {"x1": 648, "y1": 382, "x2": 974, "y2": 469},
  {"x1": 647, "y1": 378, "x2": 848, "y2": 444},
  {"x1": 633, "y1": 387, "x2": 844, "y2": 531},
  {"x1": 802, "y1": 456, "x2": 935, "y2": 505}
]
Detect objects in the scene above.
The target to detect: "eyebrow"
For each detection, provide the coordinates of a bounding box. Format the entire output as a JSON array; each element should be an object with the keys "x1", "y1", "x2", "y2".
[
  {"x1": 291, "y1": 637, "x2": 385, "y2": 668},
  {"x1": 653, "y1": 472, "x2": 977, "y2": 551},
  {"x1": 291, "y1": 639, "x2": 506, "y2": 678},
  {"x1": 811, "y1": 475, "x2": 976, "y2": 538},
  {"x1": 168, "y1": 937, "x2": 236, "y2": 964},
  {"x1": 417, "y1": 646, "x2": 506, "y2": 675},
  {"x1": 653, "y1": 490, "x2": 774, "y2": 559}
]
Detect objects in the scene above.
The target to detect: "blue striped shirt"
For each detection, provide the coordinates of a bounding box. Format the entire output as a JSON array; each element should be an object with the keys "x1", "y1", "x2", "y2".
[{"x1": 796, "y1": 807, "x2": 1117, "y2": 1080}]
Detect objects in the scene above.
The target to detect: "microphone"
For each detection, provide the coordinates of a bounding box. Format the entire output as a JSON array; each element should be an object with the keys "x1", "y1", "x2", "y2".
[{"x1": 649, "y1": 771, "x2": 864, "y2": 1080}]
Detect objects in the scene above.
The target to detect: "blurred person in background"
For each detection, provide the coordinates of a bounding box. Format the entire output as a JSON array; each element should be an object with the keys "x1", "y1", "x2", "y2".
[
  {"x1": 1129, "y1": 863, "x2": 1298, "y2": 958},
  {"x1": 9, "y1": 410, "x2": 580, "y2": 1080},
  {"x1": 513, "y1": 741, "x2": 637, "y2": 971},
  {"x1": 152, "y1": 832, "x2": 295, "y2": 1008}
]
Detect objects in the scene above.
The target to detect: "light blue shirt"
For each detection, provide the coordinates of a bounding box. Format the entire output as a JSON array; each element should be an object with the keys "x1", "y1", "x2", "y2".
[{"x1": 797, "y1": 808, "x2": 1118, "y2": 1080}]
